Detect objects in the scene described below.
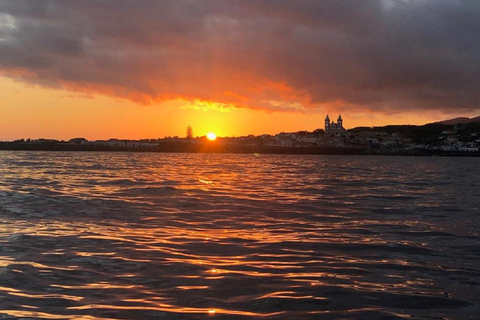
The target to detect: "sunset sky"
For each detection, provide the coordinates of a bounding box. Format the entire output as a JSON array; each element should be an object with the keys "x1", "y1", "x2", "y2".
[{"x1": 1, "y1": 0, "x2": 480, "y2": 140}]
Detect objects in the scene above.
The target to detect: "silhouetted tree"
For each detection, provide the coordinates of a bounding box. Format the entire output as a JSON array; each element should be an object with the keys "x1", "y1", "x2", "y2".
[
  {"x1": 313, "y1": 128, "x2": 325, "y2": 135},
  {"x1": 186, "y1": 125, "x2": 193, "y2": 139}
]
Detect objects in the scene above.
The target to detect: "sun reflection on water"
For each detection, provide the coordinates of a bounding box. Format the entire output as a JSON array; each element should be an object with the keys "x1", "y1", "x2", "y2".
[{"x1": 0, "y1": 153, "x2": 479, "y2": 319}]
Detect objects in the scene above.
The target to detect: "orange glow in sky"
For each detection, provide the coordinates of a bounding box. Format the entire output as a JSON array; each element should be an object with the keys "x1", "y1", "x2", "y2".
[
  {"x1": 1, "y1": 2, "x2": 480, "y2": 142},
  {"x1": 0, "y1": 76, "x2": 473, "y2": 141}
]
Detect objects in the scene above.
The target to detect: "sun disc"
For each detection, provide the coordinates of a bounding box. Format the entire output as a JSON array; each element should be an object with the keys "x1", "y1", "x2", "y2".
[{"x1": 206, "y1": 132, "x2": 217, "y2": 141}]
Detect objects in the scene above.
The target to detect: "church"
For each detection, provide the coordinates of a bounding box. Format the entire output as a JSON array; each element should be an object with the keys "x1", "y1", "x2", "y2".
[{"x1": 325, "y1": 115, "x2": 346, "y2": 135}]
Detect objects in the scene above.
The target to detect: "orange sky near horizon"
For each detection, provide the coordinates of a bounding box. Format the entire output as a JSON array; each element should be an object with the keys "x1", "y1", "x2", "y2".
[
  {"x1": 2, "y1": 1, "x2": 480, "y2": 141},
  {"x1": 0, "y1": 76, "x2": 469, "y2": 141}
]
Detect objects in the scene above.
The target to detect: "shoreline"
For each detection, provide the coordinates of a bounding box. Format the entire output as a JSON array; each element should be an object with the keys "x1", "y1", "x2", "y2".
[{"x1": 1, "y1": 142, "x2": 479, "y2": 157}]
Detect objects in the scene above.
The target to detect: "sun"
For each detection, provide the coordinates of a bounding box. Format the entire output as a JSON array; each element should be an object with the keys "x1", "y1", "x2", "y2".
[{"x1": 206, "y1": 132, "x2": 217, "y2": 141}]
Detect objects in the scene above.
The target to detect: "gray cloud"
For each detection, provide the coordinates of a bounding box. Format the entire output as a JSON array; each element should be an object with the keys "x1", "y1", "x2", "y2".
[{"x1": 0, "y1": 0, "x2": 479, "y2": 113}]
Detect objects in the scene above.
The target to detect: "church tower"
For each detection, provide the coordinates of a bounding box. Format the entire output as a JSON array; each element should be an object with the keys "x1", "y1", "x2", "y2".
[
  {"x1": 324, "y1": 114, "x2": 345, "y2": 135},
  {"x1": 325, "y1": 115, "x2": 330, "y2": 134}
]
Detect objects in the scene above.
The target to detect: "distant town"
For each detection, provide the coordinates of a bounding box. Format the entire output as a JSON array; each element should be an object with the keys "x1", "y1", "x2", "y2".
[{"x1": 1, "y1": 115, "x2": 479, "y2": 156}]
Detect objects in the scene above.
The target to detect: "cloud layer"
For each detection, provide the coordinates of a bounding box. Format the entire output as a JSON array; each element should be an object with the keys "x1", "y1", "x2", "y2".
[{"x1": 1, "y1": 0, "x2": 480, "y2": 113}]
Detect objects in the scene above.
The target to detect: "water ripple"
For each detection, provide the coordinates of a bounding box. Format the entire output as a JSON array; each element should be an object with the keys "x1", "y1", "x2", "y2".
[{"x1": 0, "y1": 152, "x2": 479, "y2": 319}]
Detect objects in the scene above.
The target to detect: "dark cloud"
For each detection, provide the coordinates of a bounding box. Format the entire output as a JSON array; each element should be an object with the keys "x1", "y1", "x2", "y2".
[{"x1": 0, "y1": 0, "x2": 479, "y2": 113}]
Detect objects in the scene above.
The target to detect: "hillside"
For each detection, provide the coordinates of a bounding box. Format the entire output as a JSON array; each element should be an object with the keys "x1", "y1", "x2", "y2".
[
  {"x1": 438, "y1": 116, "x2": 480, "y2": 125},
  {"x1": 348, "y1": 116, "x2": 480, "y2": 144}
]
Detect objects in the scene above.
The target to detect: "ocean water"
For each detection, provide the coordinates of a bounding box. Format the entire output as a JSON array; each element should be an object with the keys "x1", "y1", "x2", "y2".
[{"x1": 0, "y1": 151, "x2": 479, "y2": 320}]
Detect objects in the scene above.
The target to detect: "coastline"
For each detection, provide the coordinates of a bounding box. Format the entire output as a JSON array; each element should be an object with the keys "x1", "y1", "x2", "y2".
[{"x1": 1, "y1": 141, "x2": 479, "y2": 157}]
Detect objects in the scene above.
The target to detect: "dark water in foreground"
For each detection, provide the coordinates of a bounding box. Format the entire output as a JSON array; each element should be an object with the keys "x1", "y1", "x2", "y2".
[{"x1": 0, "y1": 151, "x2": 479, "y2": 320}]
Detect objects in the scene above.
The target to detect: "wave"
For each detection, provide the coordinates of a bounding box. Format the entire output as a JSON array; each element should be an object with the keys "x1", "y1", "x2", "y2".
[{"x1": 0, "y1": 153, "x2": 479, "y2": 319}]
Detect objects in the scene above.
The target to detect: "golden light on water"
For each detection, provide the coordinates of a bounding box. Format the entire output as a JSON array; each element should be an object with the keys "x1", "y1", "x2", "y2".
[
  {"x1": 206, "y1": 132, "x2": 217, "y2": 141},
  {"x1": 3, "y1": 152, "x2": 476, "y2": 320}
]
